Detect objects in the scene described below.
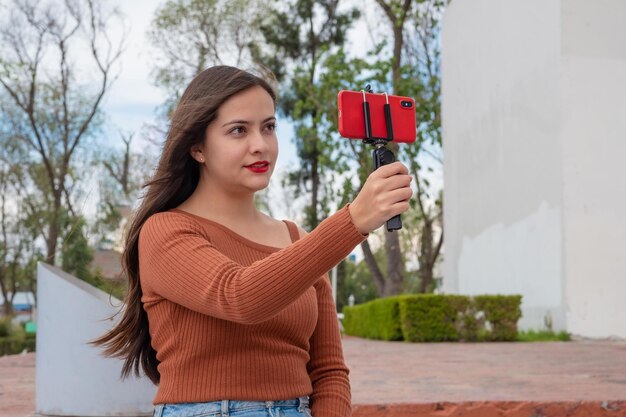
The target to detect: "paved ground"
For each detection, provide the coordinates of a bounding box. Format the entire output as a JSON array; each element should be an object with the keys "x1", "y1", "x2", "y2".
[
  {"x1": 0, "y1": 353, "x2": 34, "y2": 417},
  {"x1": 2, "y1": 336, "x2": 626, "y2": 416},
  {"x1": 342, "y1": 336, "x2": 626, "y2": 403}
]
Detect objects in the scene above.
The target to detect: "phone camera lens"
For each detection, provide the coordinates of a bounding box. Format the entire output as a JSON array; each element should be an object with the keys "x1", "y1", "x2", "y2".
[{"x1": 401, "y1": 100, "x2": 413, "y2": 108}]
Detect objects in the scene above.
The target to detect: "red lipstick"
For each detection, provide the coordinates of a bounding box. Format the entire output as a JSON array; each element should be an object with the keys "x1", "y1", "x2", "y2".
[{"x1": 244, "y1": 161, "x2": 270, "y2": 173}]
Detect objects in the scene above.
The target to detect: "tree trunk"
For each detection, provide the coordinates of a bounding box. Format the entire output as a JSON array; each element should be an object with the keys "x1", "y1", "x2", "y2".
[
  {"x1": 46, "y1": 190, "x2": 63, "y2": 266},
  {"x1": 384, "y1": 228, "x2": 404, "y2": 296},
  {"x1": 419, "y1": 263, "x2": 434, "y2": 293},
  {"x1": 336, "y1": 259, "x2": 347, "y2": 311},
  {"x1": 311, "y1": 152, "x2": 319, "y2": 226},
  {"x1": 369, "y1": 0, "x2": 412, "y2": 297},
  {"x1": 361, "y1": 240, "x2": 385, "y2": 296},
  {"x1": 391, "y1": 25, "x2": 403, "y2": 88},
  {"x1": 2, "y1": 300, "x2": 13, "y2": 317},
  {"x1": 419, "y1": 219, "x2": 434, "y2": 292},
  {"x1": 0, "y1": 276, "x2": 14, "y2": 316}
]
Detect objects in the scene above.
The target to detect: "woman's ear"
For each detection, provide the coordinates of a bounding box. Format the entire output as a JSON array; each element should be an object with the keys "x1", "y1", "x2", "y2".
[{"x1": 190, "y1": 145, "x2": 205, "y2": 163}]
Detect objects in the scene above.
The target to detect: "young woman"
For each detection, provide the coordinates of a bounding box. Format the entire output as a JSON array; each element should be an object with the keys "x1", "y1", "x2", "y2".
[{"x1": 93, "y1": 66, "x2": 412, "y2": 417}]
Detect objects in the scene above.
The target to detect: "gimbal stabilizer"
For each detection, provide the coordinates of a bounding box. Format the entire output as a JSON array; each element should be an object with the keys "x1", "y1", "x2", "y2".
[{"x1": 360, "y1": 84, "x2": 402, "y2": 232}]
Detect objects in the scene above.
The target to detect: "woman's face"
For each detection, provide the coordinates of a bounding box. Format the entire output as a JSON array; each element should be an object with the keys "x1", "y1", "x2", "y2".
[{"x1": 194, "y1": 85, "x2": 278, "y2": 195}]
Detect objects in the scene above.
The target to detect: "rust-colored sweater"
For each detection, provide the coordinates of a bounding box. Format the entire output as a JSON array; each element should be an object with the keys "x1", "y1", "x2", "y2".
[{"x1": 138, "y1": 204, "x2": 367, "y2": 417}]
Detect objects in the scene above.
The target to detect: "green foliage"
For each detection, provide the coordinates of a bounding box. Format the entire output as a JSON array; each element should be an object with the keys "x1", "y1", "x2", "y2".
[
  {"x1": 344, "y1": 294, "x2": 523, "y2": 342},
  {"x1": 399, "y1": 294, "x2": 471, "y2": 342},
  {"x1": 337, "y1": 256, "x2": 380, "y2": 311},
  {"x1": 0, "y1": 336, "x2": 36, "y2": 355},
  {"x1": 0, "y1": 0, "x2": 122, "y2": 291},
  {"x1": 58, "y1": 212, "x2": 126, "y2": 300},
  {"x1": 517, "y1": 330, "x2": 571, "y2": 342},
  {"x1": 253, "y1": 0, "x2": 361, "y2": 229},
  {"x1": 474, "y1": 295, "x2": 522, "y2": 341},
  {"x1": 100, "y1": 278, "x2": 127, "y2": 301},
  {"x1": 149, "y1": 0, "x2": 270, "y2": 114},
  {"x1": 0, "y1": 318, "x2": 10, "y2": 337},
  {"x1": 337, "y1": 239, "x2": 419, "y2": 309},
  {"x1": 0, "y1": 318, "x2": 35, "y2": 355},
  {"x1": 343, "y1": 297, "x2": 402, "y2": 341},
  {"x1": 61, "y1": 215, "x2": 95, "y2": 282},
  {"x1": 82, "y1": 269, "x2": 127, "y2": 301}
]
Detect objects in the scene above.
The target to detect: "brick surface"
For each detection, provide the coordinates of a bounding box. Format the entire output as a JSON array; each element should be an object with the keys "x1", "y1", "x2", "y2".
[
  {"x1": 0, "y1": 353, "x2": 35, "y2": 417},
  {"x1": 2, "y1": 336, "x2": 626, "y2": 417},
  {"x1": 343, "y1": 336, "x2": 626, "y2": 403},
  {"x1": 352, "y1": 402, "x2": 626, "y2": 417}
]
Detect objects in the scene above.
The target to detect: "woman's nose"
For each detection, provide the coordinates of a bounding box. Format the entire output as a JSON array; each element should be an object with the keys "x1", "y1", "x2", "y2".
[{"x1": 249, "y1": 130, "x2": 269, "y2": 153}]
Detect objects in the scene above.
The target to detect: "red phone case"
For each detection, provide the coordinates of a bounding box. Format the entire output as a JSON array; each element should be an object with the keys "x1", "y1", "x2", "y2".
[{"x1": 337, "y1": 90, "x2": 416, "y2": 143}]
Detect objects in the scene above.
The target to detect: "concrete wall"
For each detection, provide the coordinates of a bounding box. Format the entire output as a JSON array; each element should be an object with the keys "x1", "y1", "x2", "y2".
[
  {"x1": 442, "y1": 0, "x2": 626, "y2": 338},
  {"x1": 36, "y1": 263, "x2": 156, "y2": 416},
  {"x1": 560, "y1": 0, "x2": 626, "y2": 338}
]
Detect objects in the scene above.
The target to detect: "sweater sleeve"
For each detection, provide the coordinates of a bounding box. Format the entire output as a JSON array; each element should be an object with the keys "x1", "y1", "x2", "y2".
[
  {"x1": 138, "y1": 204, "x2": 367, "y2": 325},
  {"x1": 307, "y1": 275, "x2": 352, "y2": 417}
]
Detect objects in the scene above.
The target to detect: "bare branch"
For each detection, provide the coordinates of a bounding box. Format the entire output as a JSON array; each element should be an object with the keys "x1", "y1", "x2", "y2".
[
  {"x1": 63, "y1": 184, "x2": 76, "y2": 218},
  {"x1": 410, "y1": 160, "x2": 427, "y2": 219},
  {"x1": 68, "y1": 0, "x2": 123, "y2": 160},
  {"x1": 0, "y1": 0, "x2": 124, "y2": 265},
  {"x1": 423, "y1": 146, "x2": 443, "y2": 164}
]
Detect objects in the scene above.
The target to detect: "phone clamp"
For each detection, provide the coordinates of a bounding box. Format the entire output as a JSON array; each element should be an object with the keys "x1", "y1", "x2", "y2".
[{"x1": 360, "y1": 87, "x2": 402, "y2": 231}]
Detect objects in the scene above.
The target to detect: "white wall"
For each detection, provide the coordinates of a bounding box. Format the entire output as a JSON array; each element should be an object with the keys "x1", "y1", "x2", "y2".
[
  {"x1": 36, "y1": 263, "x2": 156, "y2": 416},
  {"x1": 560, "y1": 0, "x2": 626, "y2": 338},
  {"x1": 441, "y1": 0, "x2": 566, "y2": 331},
  {"x1": 442, "y1": 0, "x2": 626, "y2": 338}
]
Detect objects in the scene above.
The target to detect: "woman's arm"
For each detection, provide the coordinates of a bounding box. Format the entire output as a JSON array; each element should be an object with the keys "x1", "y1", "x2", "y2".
[
  {"x1": 306, "y1": 275, "x2": 352, "y2": 417},
  {"x1": 139, "y1": 204, "x2": 366, "y2": 325}
]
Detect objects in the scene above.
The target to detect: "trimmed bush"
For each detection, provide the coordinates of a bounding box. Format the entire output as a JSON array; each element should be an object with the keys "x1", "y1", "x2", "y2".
[
  {"x1": 343, "y1": 297, "x2": 402, "y2": 341},
  {"x1": 399, "y1": 295, "x2": 467, "y2": 342},
  {"x1": 0, "y1": 318, "x2": 10, "y2": 337},
  {"x1": 0, "y1": 336, "x2": 36, "y2": 355},
  {"x1": 344, "y1": 294, "x2": 522, "y2": 342},
  {"x1": 0, "y1": 317, "x2": 37, "y2": 355},
  {"x1": 474, "y1": 295, "x2": 522, "y2": 341}
]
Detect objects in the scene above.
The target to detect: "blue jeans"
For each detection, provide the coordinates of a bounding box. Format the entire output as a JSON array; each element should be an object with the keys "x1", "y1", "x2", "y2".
[{"x1": 153, "y1": 396, "x2": 313, "y2": 417}]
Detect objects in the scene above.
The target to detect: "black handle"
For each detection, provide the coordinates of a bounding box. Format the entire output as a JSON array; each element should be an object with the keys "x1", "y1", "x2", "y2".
[{"x1": 373, "y1": 147, "x2": 402, "y2": 231}]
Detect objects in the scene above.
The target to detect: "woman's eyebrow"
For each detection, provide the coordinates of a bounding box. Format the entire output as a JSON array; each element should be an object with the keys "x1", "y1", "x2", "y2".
[{"x1": 221, "y1": 116, "x2": 276, "y2": 128}]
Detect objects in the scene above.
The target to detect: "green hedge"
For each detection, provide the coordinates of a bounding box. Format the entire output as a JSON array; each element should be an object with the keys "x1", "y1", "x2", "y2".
[
  {"x1": 342, "y1": 297, "x2": 402, "y2": 341},
  {"x1": 343, "y1": 294, "x2": 522, "y2": 342},
  {"x1": 0, "y1": 336, "x2": 36, "y2": 356},
  {"x1": 0, "y1": 318, "x2": 37, "y2": 355},
  {"x1": 474, "y1": 295, "x2": 522, "y2": 341},
  {"x1": 0, "y1": 319, "x2": 9, "y2": 337},
  {"x1": 399, "y1": 294, "x2": 471, "y2": 342}
]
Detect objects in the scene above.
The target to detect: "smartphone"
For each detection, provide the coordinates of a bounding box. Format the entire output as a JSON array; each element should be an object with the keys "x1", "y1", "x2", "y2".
[{"x1": 337, "y1": 90, "x2": 416, "y2": 143}]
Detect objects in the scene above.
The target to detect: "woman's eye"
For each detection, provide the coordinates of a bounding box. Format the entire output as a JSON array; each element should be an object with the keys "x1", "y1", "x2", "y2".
[
  {"x1": 230, "y1": 126, "x2": 246, "y2": 135},
  {"x1": 265, "y1": 123, "x2": 277, "y2": 132}
]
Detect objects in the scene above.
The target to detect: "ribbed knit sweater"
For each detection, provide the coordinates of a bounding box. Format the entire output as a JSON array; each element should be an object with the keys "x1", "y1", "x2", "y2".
[{"x1": 138, "y1": 203, "x2": 368, "y2": 417}]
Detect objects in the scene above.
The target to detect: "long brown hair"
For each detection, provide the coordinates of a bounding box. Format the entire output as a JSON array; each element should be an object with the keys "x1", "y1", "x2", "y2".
[{"x1": 91, "y1": 66, "x2": 277, "y2": 384}]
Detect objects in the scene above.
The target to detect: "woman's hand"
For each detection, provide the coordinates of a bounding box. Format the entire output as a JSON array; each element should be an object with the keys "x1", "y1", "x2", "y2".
[{"x1": 348, "y1": 161, "x2": 413, "y2": 235}]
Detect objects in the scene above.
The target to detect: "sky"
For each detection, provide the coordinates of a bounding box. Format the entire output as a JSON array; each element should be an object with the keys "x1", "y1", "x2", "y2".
[
  {"x1": 95, "y1": 0, "x2": 442, "y2": 229},
  {"x1": 96, "y1": 0, "x2": 387, "y2": 219},
  {"x1": 102, "y1": 0, "x2": 378, "y2": 166},
  {"x1": 0, "y1": 0, "x2": 442, "y2": 270}
]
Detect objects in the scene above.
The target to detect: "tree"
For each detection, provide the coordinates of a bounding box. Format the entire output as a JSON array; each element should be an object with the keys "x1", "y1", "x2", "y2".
[
  {"x1": 252, "y1": 0, "x2": 360, "y2": 230},
  {"x1": 148, "y1": 0, "x2": 270, "y2": 116},
  {"x1": 94, "y1": 131, "x2": 155, "y2": 249},
  {"x1": 398, "y1": 0, "x2": 446, "y2": 292},
  {"x1": 337, "y1": 253, "x2": 383, "y2": 312},
  {"x1": 60, "y1": 214, "x2": 94, "y2": 281},
  {"x1": 347, "y1": 0, "x2": 446, "y2": 295},
  {"x1": 0, "y1": 0, "x2": 124, "y2": 267},
  {"x1": 0, "y1": 101, "x2": 40, "y2": 314},
  {"x1": 0, "y1": 165, "x2": 21, "y2": 316},
  {"x1": 361, "y1": 0, "x2": 414, "y2": 296}
]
